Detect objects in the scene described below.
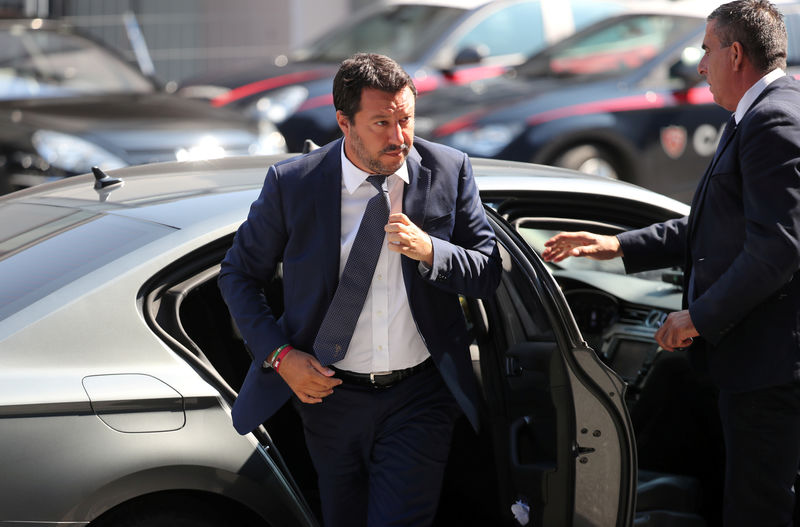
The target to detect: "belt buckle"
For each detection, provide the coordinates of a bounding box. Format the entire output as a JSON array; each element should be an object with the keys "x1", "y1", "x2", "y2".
[{"x1": 369, "y1": 371, "x2": 393, "y2": 385}]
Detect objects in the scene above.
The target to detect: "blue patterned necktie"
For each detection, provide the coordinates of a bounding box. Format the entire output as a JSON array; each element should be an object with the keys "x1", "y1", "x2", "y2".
[{"x1": 313, "y1": 175, "x2": 390, "y2": 365}]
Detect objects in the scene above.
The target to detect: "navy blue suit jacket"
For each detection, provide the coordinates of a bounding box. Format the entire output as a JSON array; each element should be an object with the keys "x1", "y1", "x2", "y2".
[
  {"x1": 219, "y1": 137, "x2": 502, "y2": 434},
  {"x1": 618, "y1": 75, "x2": 800, "y2": 391}
]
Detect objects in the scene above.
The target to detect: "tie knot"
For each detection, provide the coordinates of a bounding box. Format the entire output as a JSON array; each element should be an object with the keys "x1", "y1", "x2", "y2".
[{"x1": 366, "y1": 174, "x2": 388, "y2": 191}]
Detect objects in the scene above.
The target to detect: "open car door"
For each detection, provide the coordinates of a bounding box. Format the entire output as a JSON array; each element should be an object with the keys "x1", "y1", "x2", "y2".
[{"x1": 468, "y1": 207, "x2": 637, "y2": 526}]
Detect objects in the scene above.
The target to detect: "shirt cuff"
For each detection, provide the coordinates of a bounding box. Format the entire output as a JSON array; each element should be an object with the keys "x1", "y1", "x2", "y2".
[{"x1": 418, "y1": 260, "x2": 434, "y2": 278}]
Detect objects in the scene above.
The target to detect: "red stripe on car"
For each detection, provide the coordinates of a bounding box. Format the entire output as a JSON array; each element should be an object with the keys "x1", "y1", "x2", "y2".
[{"x1": 211, "y1": 70, "x2": 329, "y2": 107}]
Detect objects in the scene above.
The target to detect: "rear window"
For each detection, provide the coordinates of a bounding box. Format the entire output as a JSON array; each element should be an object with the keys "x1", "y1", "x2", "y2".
[
  {"x1": 0, "y1": 203, "x2": 174, "y2": 322},
  {"x1": 0, "y1": 26, "x2": 154, "y2": 100}
]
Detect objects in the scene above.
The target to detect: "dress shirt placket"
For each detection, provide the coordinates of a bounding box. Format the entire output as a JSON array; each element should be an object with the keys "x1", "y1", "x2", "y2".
[{"x1": 370, "y1": 243, "x2": 390, "y2": 372}]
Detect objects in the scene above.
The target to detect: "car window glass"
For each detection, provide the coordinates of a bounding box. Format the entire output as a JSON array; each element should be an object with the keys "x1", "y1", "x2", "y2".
[
  {"x1": 0, "y1": 205, "x2": 173, "y2": 323},
  {"x1": 571, "y1": 1, "x2": 625, "y2": 29},
  {"x1": 0, "y1": 26, "x2": 153, "y2": 100},
  {"x1": 452, "y1": 2, "x2": 544, "y2": 60},
  {"x1": 301, "y1": 5, "x2": 466, "y2": 63},
  {"x1": 518, "y1": 226, "x2": 665, "y2": 282},
  {"x1": 520, "y1": 15, "x2": 700, "y2": 78}
]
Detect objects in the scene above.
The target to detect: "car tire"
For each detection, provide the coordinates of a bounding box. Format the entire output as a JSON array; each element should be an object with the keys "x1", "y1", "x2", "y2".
[
  {"x1": 92, "y1": 494, "x2": 258, "y2": 527},
  {"x1": 553, "y1": 145, "x2": 620, "y2": 180}
]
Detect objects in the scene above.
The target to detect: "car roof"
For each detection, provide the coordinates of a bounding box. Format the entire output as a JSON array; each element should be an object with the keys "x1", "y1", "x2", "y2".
[{"x1": 1, "y1": 154, "x2": 688, "y2": 230}]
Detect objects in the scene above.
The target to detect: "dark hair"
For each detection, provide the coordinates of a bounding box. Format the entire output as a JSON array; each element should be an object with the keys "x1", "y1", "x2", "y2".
[
  {"x1": 708, "y1": 0, "x2": 787, "y2": 72},
  {"x1": 332, "y1": 53, "x2": 417, "y2": 121}
]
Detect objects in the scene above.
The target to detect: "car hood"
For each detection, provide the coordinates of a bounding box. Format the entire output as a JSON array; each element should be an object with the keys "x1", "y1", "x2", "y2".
[{"x1": 3, "y1": 93, "x2": 262, "y2": 164}]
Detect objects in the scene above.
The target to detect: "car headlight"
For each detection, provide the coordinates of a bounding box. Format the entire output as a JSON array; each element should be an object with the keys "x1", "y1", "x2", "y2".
[
  {"x1": 441, "y1": 123, "x2": 524, "y2": 157},
  {"x1": 250, "y1": 119, "x2": 288, "y2": 155},
  {"x1": 245, "y1": 85, "x2": 309, "y2": 124},
  {"x1": 31, "y1": 130, "x2": 127, "y2": 173}
]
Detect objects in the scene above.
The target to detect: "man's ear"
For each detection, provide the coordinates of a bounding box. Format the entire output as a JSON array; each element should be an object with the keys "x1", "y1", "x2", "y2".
[
  {"x1": 336, "y1": 111, "x2": 350, "y2": 136},
  {"x1": 731, "y1": 41, "x2": 745, "y2": 71}
]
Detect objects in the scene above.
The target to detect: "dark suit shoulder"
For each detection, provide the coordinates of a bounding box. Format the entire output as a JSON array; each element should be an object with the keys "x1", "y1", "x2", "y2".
[
  {"x1": 271, "y1": 138, "x2": 341, "y2": 181},
  {"x1": 742, "y1": 76, "x2": 800, "y2": 127},
  {"x1": 411, "y1": 136, "x2": 468, "y2": 172}
]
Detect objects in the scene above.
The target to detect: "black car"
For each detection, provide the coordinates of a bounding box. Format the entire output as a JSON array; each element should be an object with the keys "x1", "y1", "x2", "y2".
[
  {"x1": 178, "y1": 0, "x2": 626, "y2": 152},
  {"x1": 0, "y1": 18, "x2": 287, "y2": 194},
  {"x1": 415, "y1": 4, "x2": 800, "y2": 202}
]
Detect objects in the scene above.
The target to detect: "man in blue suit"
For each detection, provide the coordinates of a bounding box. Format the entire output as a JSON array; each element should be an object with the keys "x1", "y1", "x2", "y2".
[
  {"x1": 543, "y1": 1, "x2": 800, "y2": 525},
  {"x1": 219, "y1": 53, "x2": 501, "y2": 526}
]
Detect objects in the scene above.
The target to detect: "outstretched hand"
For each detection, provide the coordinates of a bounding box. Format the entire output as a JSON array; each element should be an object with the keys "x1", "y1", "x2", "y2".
[
  {"x1": 541, "y1": 231, "x2": 623, "y2": 263},
  {"x1": 276, "y1": 348, "x2": 342, "y2": 404}
]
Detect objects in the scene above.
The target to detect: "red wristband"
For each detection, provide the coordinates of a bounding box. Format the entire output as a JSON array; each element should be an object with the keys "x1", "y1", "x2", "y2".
[{"x1": 272, "y1": 345, "x2": 293, "y2": 372}]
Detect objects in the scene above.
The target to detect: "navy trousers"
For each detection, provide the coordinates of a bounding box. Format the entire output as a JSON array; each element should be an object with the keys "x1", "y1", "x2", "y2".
[
  {"x1": 718, "y1": 381, "x2": 800, "y2": 527},
  {"x1": 294, "y1": 364, "x2": 461, "y2": 527}
]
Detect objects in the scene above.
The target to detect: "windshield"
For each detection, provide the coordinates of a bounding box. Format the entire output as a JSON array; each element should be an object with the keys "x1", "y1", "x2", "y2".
[
  {"x1": 0, "y1": 25, "x2": 154, "y2": 100},
  {"x1": 518, "y1": 14, "x2": 702, "y2": 79},
  {"x1": 299, "y1": 5, "x2": 467, "y2": 63}
]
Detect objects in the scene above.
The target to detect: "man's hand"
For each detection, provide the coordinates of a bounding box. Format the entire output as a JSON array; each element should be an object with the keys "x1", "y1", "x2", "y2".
[
  {"x1": 385, "y1": 213, "x2": 433, "y2": 265},
  {"x1": 655, "y1": 310, "x2": 699, "y2": 351},
  {"x1": 542, "y1": 231, "x2": 623, "y2": 263},
  {"x1": 276, "y1": 348, "x2": 342, "y2": 404}
]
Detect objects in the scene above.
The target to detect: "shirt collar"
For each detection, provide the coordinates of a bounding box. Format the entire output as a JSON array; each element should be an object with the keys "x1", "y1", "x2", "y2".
[
  {"x1": 340, "y1": 140, "x2": 409, "y2": 195},
  {"x1": 735, "y1": 68, "x2": 785, "y2": 124}
]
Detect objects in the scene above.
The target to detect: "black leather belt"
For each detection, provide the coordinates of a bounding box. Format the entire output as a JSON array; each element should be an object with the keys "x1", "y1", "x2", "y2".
[{"x1": 332, "y1": 357, "x2": 433, "y2": 389}]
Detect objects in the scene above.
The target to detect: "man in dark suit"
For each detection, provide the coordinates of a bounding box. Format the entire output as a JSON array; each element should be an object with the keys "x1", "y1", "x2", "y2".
[
  {"x1": 218, "y1": 53, "x2": 502, "y2": 526},
  {"x1": 542, "y1": 1, "x2": 800, "y2": 525}
]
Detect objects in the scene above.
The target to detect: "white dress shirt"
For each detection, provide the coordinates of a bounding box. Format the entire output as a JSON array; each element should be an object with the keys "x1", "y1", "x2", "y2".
[
  {"x1": 333, "y1": 143, "x2": 430, "y2": 373},
  {"x1": 734, "y1": 68, "x2": 785, "y2": 124}
]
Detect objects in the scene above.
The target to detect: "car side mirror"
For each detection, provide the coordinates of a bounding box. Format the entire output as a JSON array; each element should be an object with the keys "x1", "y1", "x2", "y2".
[{"x1": 453, "y1": 45, "x2": 487, "y2": 66}]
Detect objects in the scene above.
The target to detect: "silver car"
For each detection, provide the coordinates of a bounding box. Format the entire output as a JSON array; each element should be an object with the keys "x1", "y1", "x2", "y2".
[{"x1": 1, "y1": 154, "x2": 722, "y2": 526}]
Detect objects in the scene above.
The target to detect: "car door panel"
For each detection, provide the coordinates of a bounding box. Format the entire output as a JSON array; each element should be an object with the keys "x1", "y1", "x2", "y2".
[{"x1": 481, "y1": 208, "x2": 636, "y2": 526}]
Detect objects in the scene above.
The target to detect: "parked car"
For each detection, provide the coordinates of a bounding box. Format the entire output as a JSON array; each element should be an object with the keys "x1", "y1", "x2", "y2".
[
  {"x1": 0, "y1": 18, "x2": 287, "y2": 194},
  {"x1": 414, "y1": 2, "x2": 800, "y2": 202},
  {"x1": 0, "y1": 152, "x2": 731, "y2": 526},
  {"x1": 178, "y1": 0, "x2": 627, "y2": 152}
]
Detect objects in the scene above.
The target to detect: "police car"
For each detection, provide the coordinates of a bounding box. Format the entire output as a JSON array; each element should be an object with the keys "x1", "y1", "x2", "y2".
[
  {"x1": 414, "y1": 3, "x2": 800, "y2": 202},
  {"x1": 178, "y1": 0, "x2": 627, "y2": 152}
]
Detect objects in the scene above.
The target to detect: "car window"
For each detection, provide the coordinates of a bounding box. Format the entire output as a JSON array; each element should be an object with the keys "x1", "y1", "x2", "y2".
[
  {"x1": 570, "y1": 1, "x2": 626, "y2": 29},
  {"x1": 517, "y1": 225, "x2": 668, "y2": 283},
  {"x1": 0, "y1": 204, "x2": 174, "y2": 323},
  {"x1": 452, "y1": 1, "x2": 545, "y2": 60},
  {"x1": 520, "y1": 14, "x2": 701, "y2": 78},
  {"x1": 0, "y1": 26, "x2": 153, "y2": 100},
  {"x1": 300, "y1": 5, "x2": 467, "y2": 63}
]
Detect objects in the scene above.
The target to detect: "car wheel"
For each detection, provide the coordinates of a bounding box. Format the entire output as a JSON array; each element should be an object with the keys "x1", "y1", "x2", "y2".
[
  {"x1": 92, "y1": 494, "x2": 258, "y2": 527},
  {"x1": 553, "y1": 145, "x2": 620, "y2": 180}
]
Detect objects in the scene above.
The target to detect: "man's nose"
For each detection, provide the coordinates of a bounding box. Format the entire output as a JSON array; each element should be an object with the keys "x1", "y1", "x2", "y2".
[
  {"x1": 389, "y1": 122, "x2": 404, "y2": 144},
  {"x1": 697, "y1": 56, "x2": 707, "y2": 76}
]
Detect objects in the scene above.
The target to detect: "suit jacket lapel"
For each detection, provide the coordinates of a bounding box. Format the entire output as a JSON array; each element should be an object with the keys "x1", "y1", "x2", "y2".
[
  {"x1": 402, "y1": 146, "x2": 430, "y2": 227},
  {"x1": 314, "y1": 139, "x2": 344, "y2": 299},
  {"x1": 688, "y1": 119, "x2": 737, "y2": 240},
  {"x1": 400, "y1": 146, "x2": 431, "y2": 297},
  {"x1": 689, "y1": 76, "x2": 790, "y2": 237}
]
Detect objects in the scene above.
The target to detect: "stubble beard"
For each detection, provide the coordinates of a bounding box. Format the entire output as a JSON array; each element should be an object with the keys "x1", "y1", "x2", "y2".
[{"x1": 348, "y1": 128, "x2": 409, "y2": 175}]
